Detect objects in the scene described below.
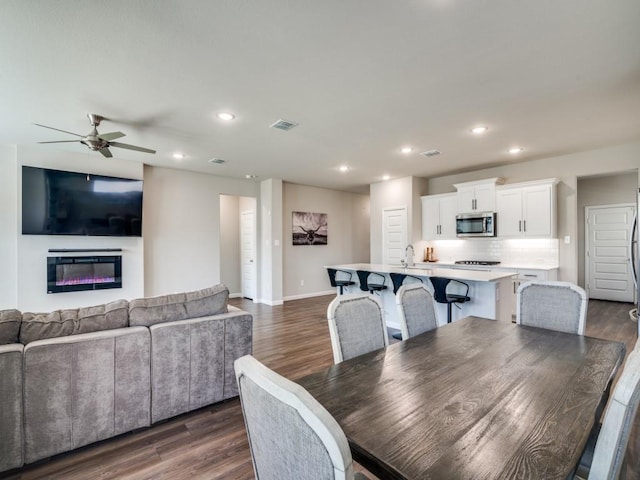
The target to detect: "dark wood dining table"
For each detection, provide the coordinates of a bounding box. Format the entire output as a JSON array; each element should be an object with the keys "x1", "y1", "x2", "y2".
[{"x1": 297, "y1": 317, "x2": 625, "y2": 480}]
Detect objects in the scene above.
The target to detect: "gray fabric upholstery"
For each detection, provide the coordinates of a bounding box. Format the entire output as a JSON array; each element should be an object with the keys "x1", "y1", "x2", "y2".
[
  {"x1": 517, "y1": 281, "x2": 586, "y2": 335},
  {"x1": 0, "y1": 309, "x2": 21, "y2": 345},
  {"x1": 0, "y1": 344, "x2": 23, "y2": 472},
  {"x1": 240, "y1": 374, "x2": 334, "y2": 479},
  {"x1": 129, "y1": 292, "x2": 188, "y2": 327},
  {"x1": 75, "y1": 299, "x2": 129, "y2": 334},
  {"x1": 20, "y1": 309, "x2": 76, "y2": 344},
  {"x1": 397, "y1": 284, "x2": 438, "y2": 339},
  {"x1": 330, "y1": 295, "x2": 387, "y2": 362},
  {"x1": 235, "y1": 355, "x2": 358, "y2": 480},
  {"x1": 149, "y1": 308, "x2": 252, "y2": 423},
  {"x1": 23, "y1": 327, "x2": 151, "y2": 463},
  {"x1": 185, "y1": 284, "x2": 229, "y2": 318}
]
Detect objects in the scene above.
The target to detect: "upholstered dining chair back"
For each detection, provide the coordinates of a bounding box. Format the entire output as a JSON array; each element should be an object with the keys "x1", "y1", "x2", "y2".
[
  {"x1": 327, "y1": 294, "x2": 388, "y2": 363},
  {"x1": 396, "y1": 283, "x2": 438, "y2": 340},
  {"x1": 588, "y1": 344, "x2": 640, "y2": 479},
  {"x1": 516, "y1": 281, "x2": 587, "y2": 335},
  {"x1": 234, "y1": 355, "x2": 368, "y2": 480}
]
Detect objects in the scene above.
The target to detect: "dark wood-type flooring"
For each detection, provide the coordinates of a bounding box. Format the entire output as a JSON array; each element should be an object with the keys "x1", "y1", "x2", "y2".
[{"x1": 3, "y1": 297, "x2": 638, "y2": 480}]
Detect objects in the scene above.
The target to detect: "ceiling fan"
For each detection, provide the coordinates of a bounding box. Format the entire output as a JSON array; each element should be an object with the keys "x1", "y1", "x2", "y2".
[{"x1": 35, "y1": 113, "x2": 156, "y2": 158}]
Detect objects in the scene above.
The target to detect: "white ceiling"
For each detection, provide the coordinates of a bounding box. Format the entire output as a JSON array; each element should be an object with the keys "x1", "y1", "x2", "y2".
[{"x1": 1, "y1": 1, "x2": 639, "y2": 193}]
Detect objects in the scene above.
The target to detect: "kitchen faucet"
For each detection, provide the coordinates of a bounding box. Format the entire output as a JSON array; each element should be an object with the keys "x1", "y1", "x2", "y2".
[{"x1": 404, "y1": 244, "x2": 415, "y2": 267}]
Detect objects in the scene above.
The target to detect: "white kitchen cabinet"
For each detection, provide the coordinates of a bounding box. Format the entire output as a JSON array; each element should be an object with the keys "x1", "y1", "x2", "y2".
[
  {"x1": 496, "y1": 179, "x2": 559, "y2": 238},
  {"x1": 454, "y1": 178, "x2": 503, "y2": 214},
  {"x1": 421, "y1": 193, "x2": 457, "y2": 240}
]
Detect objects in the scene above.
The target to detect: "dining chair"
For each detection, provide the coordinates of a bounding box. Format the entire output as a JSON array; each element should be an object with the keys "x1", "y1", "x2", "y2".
[
  {"x1": 574, "y1": 343, "x2": 640, "y2": 479},
  {"x1": 517, "y1": 280, "x2": 587, "y2": 335},
  {"x1": 234, "y1": 355, "x2": 370, "y2": 480},
  {"x1": 327, "y1": 294, "x2": 388, "y2": 363},
  {"x1": 396, "y1": 283, "x2": 438, "y2": 340}
]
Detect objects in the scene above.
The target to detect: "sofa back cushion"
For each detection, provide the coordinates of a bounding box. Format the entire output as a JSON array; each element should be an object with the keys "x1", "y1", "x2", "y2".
[
  {"x1": 185, "y1": 285, "x2": 229, "y2": 318},
  {"x1": 75, "y1": 300, "x2": 129, "y2": 334},
  {"x1": 129, "y1": 293, "x2": 188, "y2": 327},
  {"x1": 0, "y1": 309, "x2": 21, "y2": 345},
  {"x1": 20, "y1": 310, "x2": 76, "y2": 345}
]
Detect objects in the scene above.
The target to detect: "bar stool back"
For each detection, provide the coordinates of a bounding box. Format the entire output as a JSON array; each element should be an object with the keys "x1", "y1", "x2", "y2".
[{"x1": 429, "y1": 277, "x2": 470, "y2": 324}]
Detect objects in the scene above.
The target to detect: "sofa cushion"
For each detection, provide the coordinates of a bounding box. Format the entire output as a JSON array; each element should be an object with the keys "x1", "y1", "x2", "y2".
[
  {"x1": 75, "y1": 300, "x2": 129, "y2": 334},
  {"x1": 185, "y1": 285, "x2": 229, "y2": 318},
  {"x1": 20, "y1": 310, "x2": 77, "y2": 345},
  {"x1": 129, "y1": 293, "x2": 188, "y2": 327},
  {"x1": 0, "y1": 309, "x2": 21, "y2": 345}
]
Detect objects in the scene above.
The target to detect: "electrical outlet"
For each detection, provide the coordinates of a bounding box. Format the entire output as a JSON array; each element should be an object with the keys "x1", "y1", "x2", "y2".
[
  {"x1": 564, "y1": 235, "x2": 571, "y2": 244},
  {"x1": 300, "y1": 279, "x2": 304, "y2": 286}
]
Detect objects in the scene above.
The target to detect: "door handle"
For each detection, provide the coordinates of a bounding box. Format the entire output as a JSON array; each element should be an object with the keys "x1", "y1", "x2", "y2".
[
  {"x1": 523, "y1": 220, "x2": 526, "y2": 232},
  {"x1": 519, "y1": 220, "x2": 522, "y2": 232}
]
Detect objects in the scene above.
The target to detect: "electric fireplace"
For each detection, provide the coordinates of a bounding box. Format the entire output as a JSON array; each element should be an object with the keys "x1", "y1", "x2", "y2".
[{"x1": 47, "y1": 256, "x2": 122, "y2": 293}]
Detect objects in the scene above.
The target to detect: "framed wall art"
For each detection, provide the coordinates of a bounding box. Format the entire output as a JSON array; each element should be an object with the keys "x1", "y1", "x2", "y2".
[{"x1": 292, "y1": 211, "x2": 327, "y2": 245}]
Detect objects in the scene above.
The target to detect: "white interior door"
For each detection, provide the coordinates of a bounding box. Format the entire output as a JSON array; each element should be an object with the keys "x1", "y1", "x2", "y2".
[
  {"x1": 241, "y1": 210, "x2": 256, "y2": 300},
  {"x1": 382, "y1": 206, "x2": 407, "y2": 265},
  {"x1": 586, "y1": 204, "x2": 636, "y2": 302}
]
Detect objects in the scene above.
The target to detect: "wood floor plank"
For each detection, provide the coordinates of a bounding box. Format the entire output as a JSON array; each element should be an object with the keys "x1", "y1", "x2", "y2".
[{"x1": 3, "y1": 296, "x2": 636, "y2": 480}]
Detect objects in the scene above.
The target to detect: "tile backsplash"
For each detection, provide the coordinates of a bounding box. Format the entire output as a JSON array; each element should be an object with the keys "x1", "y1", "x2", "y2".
[{"x1": 422, "y1": 238, "x2": 559, "y2": 267}]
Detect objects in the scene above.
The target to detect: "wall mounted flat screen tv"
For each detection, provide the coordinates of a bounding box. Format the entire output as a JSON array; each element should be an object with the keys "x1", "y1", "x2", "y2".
[{"x1": 22, "y1": 166, "x2": 143, "y2": 237}]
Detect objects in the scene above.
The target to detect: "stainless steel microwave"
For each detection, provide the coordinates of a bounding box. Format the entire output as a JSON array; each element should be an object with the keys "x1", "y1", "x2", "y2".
[{"x1": 456, "y1": 212, "x2": 496, "y2": 237}]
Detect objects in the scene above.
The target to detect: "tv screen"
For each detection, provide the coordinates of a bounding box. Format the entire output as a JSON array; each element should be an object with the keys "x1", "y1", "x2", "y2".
[{"x1": 22, "y1": 166, "x2": 143, "y2": 237}]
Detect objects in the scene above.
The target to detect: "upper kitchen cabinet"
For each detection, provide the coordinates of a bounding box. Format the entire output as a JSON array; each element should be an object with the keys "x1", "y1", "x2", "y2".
[
  {"x1": 496, "y1": 179, "x2": 559, "y2": 238},
  {"x1": 454, "y1": 178, "x2": 504, "y2": 214},
  {"x1": 422, "y1": 193, "x2": 457, "y2": 240}
]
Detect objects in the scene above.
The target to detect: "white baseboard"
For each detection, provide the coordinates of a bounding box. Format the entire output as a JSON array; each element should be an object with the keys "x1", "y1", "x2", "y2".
[
  {"x1": 283, "y1": 290, "x2": 335, "y2": 302},
  {"x1": 256, "y1": 298, "x2": 284, "y2": 306},
  {"x1": 229, "y1": 292, "x2": 243, "y2": 299}
]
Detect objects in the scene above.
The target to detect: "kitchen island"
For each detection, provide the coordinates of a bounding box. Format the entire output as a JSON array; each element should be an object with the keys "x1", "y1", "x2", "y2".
[{"x1": 326, "y1": 263, "x2": 516, "y2": 328}]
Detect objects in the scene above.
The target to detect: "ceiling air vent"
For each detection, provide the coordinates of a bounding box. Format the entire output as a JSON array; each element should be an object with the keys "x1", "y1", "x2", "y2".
[
  {"x1": 420, "y1": 149, "x2": 441, "y2": 157},
  {"x1": 270, "y1": 119, "x2": 299, "y2": 131},
  {"x1": 208, "y1": 158, "x2": 226, "y2": 165}
]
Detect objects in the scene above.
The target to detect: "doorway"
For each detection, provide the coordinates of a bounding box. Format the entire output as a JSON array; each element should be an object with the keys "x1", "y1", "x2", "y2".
[
  {"x1": 585, "y1": 204, "x2": 636, "y2": 302},
  {"x1": 382, "y1": 206, "x2": 407, "y2": 265},
  {"x1": 241, "y1": 208, "x2": 257, "y2": 300}
]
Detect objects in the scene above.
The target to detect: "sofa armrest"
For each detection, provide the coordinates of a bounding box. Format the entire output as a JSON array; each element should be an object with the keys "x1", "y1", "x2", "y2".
[{"x1": 0, "y1": 344, "x2": 23, "y2": 472}]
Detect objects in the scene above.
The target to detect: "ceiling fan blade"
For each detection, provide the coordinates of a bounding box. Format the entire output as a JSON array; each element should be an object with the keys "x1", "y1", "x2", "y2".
[
  {"x1": 33, "y1": 123, "x2": 84, "y2": 137},
  {"x1": 98, "y1": 131, "x2": 126, "y2": 141},
  {"x1": 37, "y1": 140, "x2": 82, "y2": 144},
  {"x1": 99, "y1": 147, "x2": 113, "y2": 158},
  {"x1": 109, "y1": 141, "x2": 156, "y2": 154}
]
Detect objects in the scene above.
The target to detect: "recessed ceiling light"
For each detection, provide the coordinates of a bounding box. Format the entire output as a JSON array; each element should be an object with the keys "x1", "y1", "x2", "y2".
[
  {"x1": 471, "y1": 126, "x2": 488, "y2": 134},
  {"x1": 172, "y1": 152, "x2": 185, "y2": 159},
  {"x1": 339, "y1": 165, "x2": 349, "y2": 172},
  {"x1": 382, "y1": 175, "x2": 391, "y2": 181},
  {"x1": 508, "y1": 147, "x2": 523, "y2": 154},
  {"x1": 245, "y1": 174, "x2": 257, "y2": 179},
  {"x1": 400, "y1": 147, "x2": 413, "y2": 154},
  {"x1": 217, "y1": 112, "x2": 235, "y2": 121}
]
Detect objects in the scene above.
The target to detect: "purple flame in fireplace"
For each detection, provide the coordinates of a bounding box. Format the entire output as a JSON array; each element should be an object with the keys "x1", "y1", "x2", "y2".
[{"x1": 56, "y1": 275, "x2": 116, "y2": 286}]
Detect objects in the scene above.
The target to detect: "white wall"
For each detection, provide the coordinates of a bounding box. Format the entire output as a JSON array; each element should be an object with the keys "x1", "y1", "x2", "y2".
[
  {"x1": 283, "y1": 182, "x2": 370, "y2": 299},
  {"x1": 369, "y1": 176, "x2": 427, "y2": 264},
  {"x1": 259, "y1": 178, "x2": 283, "y2": 305},
  {"x1": 143, "y1": 165, "x2": 260, "y2": 297},
  {"x1": 0, "y1": 145, "x2": 18, "y2": 309},
  {"x1": 219, "y1": 194, "x2": 241, "y2": 294},
  {"x1": 425, "y1": 142, "x2": 640, "y2": 282},
  {"x1": 4, "y1": 145, "x2": 144, "y2": 311},
  {"x1": 577, "y1": 172, "x2": 638, "y2": 286}
]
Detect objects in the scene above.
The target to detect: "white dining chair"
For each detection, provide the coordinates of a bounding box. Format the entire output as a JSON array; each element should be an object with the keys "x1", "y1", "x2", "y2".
[
  {"x1": 517, "y1": 280, "x2": 587, "y2": 335},
  {"x1": 327, "y1": 294, "x2": 388, "y2": 363},
  {"x1": 574, "y1": 343, "x2": 640, "y2": 479},
  {"x1": 234, "y1": 355, "x2": 370, "y2": 480},
  {"x1": 396, "y1": 283, "x2": 438, "y2": 340}
]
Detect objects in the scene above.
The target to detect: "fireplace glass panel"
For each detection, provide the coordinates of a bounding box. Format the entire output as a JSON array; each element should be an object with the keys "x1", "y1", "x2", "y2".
[{"x1": 47, "y1": 256, "x2": 122, "y2": 293}]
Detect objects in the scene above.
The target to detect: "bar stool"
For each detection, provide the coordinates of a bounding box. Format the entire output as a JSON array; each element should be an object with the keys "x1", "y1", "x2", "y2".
[
  {"x1": 326, "y1": 268, "x2": 355, "y2": 295},
  {"x1": 429, "y1": 277, "x2": 470, "y2": 324},
  {"x1": 389, "y1": 272, "x2": 423, "y2": 294},
  {"x1": 356, "y1": 271, "x2": 388, "y2": 295}
]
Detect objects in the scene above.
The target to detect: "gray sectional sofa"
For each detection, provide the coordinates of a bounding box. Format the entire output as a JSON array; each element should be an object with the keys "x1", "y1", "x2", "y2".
[{"x1": 0, "y1": 284, "x2": 252, "y2": 473}]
